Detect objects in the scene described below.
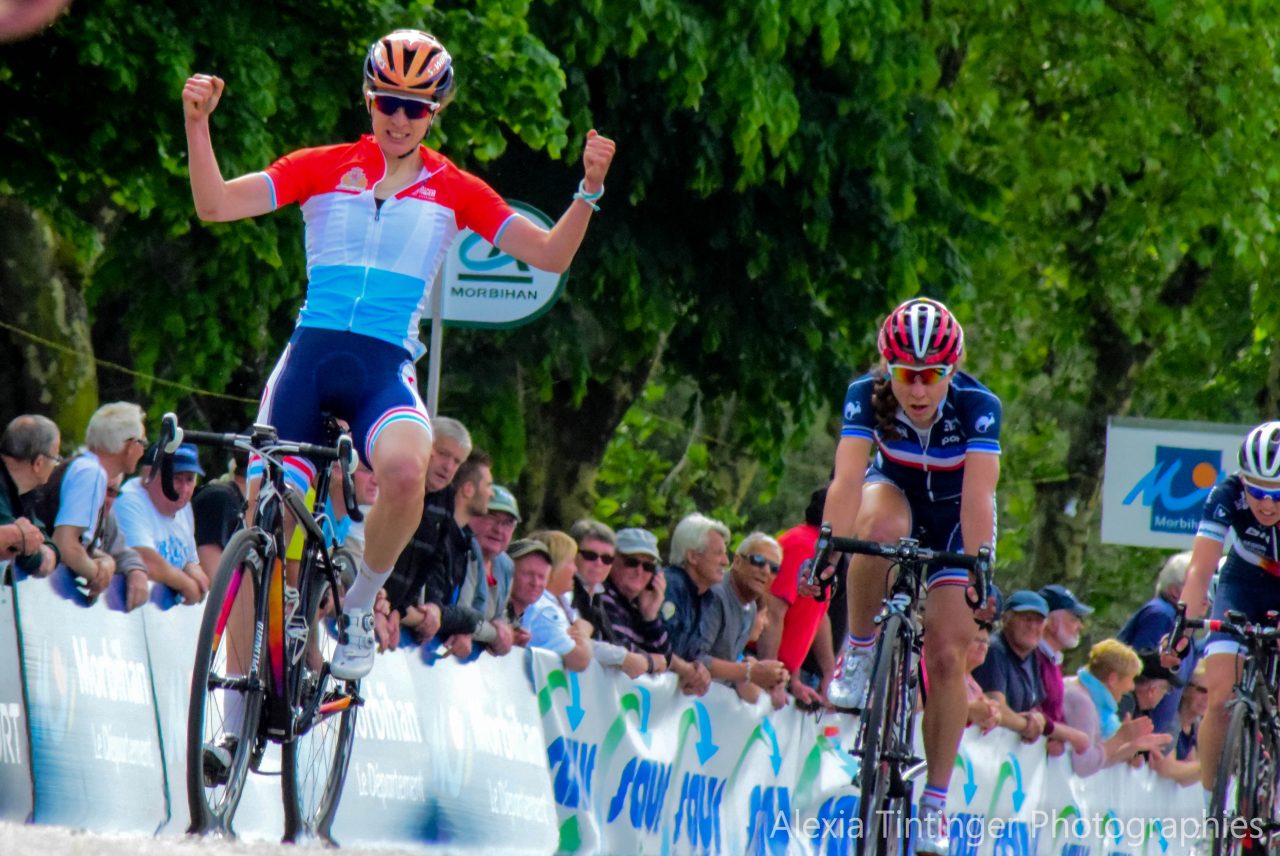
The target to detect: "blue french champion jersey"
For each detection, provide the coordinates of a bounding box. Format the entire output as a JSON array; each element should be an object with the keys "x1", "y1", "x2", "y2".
[
  {"x1": 1196, "y1": 474, "x2": 1280, "y2": 575},
  {"x1": 840, "y1": 370, "x2": 1002, "y2": 502}
]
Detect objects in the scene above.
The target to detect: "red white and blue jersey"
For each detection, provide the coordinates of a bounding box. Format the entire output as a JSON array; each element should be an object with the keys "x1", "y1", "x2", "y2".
[
  {"x1": 840, "y1": 370, "x2": 1002, "y2": 502},
  {"x1": 261, "y1": 136, "x2": 519, "y2": 359},
  {"x1": 1197, "y1": 474, "x2": 1280, "y2": 576}
]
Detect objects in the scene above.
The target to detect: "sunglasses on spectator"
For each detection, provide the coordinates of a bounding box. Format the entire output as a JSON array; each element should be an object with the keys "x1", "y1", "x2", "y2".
[
  {"x1": 578, "y1": 548, "x2": 615, "y2": 565},
  {"x1": 886, "y1": 363, "x2": 954, "y2": 386},
  {"x1": 1243, "y1": 479, "x2": 1280, "y2": 503},
  {"x1": 746, "y1": 554, "x2": 781, "y2": 573},
  {"x1": 621, "y1": 555, "x2": 658, "y2": 573},
  {"x1": 368, "y1": 92, "x2": 440, "y2": 119}
]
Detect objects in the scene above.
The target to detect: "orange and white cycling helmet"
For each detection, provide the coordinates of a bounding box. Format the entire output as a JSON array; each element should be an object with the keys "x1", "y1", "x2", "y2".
[{"x1": 363, "y1": 29, "x2": 455, "y2": 104}]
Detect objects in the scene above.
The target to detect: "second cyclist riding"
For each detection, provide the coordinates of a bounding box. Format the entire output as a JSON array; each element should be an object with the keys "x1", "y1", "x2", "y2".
[{"x1": 153, "y1": 413, "x2": 364, "y2": 842}]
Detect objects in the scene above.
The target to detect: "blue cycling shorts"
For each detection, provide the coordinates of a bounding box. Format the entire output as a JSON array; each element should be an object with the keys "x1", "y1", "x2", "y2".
[
  {"x1": 1206, "y1": 555, "x2": 1280, "y2": 657},
  {"x1": 864, "y1": 465, "x2": 988, "y2": 590},
  {"x1": 255, "y1": 327, "x2": 432, "y2": 491}
]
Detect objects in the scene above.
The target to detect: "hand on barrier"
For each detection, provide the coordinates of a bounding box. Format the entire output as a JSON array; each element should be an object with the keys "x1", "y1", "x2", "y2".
[
  {"x1": 125, "y1": 568, "x2": 150, "y2": 612},
  {"x1": 488, "y1": 619, "x2": 515, "y2": 655}
]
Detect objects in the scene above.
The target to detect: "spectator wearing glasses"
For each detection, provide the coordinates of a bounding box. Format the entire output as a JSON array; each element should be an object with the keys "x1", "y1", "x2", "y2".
[
  {"x1": 661, "y1": 512, "x2": 731, "y2": 663},
  {"x1": 0, "y1": 414, "x2": 60, "y2": 577},
  {"x1": 600, "y1": 527, "x2": 713, "y2": 695},
  {"x1": 34, "y1": 402, "x2": 147, "y2": 596},
  {"x1": 700, "y1": 532, "x2": 790, "y2": 705},
  {"x1": 114, "y1": 443, "x2": 209, "y2": 604},
  {"x1": 569, "y1": 518, "x2": 616, "y2": 629}
]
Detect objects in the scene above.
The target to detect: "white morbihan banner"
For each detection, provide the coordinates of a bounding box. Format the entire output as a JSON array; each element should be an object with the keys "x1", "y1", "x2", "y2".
[
  {"x1": 531, "y1": 654, "x2": 1208, "y2": 856},
  {"x1": 1101, "y1": 417, "x2": 1252, "y2": 549}
]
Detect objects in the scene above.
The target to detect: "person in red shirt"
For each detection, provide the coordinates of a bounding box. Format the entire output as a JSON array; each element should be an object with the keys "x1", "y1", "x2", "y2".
[{"x1": 757, "y1": 486, "x2": 833, "y2": 705}]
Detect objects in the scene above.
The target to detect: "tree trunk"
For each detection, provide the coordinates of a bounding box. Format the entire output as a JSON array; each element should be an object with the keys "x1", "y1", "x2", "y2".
[{"x1": 0, "y1": 196, "x2": 99, "y2": 438}]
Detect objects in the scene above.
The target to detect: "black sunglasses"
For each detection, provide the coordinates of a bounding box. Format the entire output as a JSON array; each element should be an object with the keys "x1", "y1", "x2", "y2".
[
  {"x1": 621, "y1": 555, "x2": 658, "y2": 573},
  {"x1": 747, "y1": 554, "x2": 781, "y2": 573},
  {"x1": 370, "y1": 92, "x2": 439, "y2": 120},
  {"x1": 578, "y1": 548, "x2": 615, "y2": 565}
]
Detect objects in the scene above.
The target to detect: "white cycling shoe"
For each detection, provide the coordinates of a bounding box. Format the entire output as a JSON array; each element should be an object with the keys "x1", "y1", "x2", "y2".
[
  {"x1": 330, "y1": 608, "x2": 376, "y2": 681},
  {"x1": 828, "y1": 643, "x2": 874, "y2": 711},
  {"x1": 913, "y1": 802, "x2": 950, "y2": 855}
]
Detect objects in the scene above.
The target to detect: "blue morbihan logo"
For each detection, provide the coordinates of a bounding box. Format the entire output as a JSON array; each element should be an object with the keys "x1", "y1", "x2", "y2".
[{"x1": 1122, "y1": 445, "x2": 1222, "y2": 535}]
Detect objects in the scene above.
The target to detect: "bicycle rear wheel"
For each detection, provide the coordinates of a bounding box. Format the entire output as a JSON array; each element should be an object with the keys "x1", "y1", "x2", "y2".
[
  {"x1": 1211, "y1": 702, "x2": 1257, "y2": 856},
  {"x1": 281, "y1": 567, "x2": 359, "y2": 843},
  {"x1": 856, "y1": 613, "x2": 910, "y2": 856},
  {"x1": 187, "y1": 529, "x2": 269, "y2": 835}
]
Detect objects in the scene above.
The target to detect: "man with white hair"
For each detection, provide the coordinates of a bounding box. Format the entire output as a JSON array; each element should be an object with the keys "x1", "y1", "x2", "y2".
[
  {"x1": 40, "y1": 401, "x2": 148, "y2": 598},
  {"x1": 660, "y1": 511, "x2": 731, "y2": 662},
  {"x1": 1119, "y1": 551, "x2": 1197, "y2": 736}
]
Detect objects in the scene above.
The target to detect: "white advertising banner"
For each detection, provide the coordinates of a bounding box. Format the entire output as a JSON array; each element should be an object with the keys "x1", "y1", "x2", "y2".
[
  {"x1": 1101, "y1": 417, "x2": 1252, "y2": 548},
  {"x1": 532, "y1": 654, "x2": 1211, "y2": 856}
]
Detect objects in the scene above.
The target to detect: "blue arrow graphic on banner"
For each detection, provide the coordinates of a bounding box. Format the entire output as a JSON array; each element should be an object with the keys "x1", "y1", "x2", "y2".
[
  {"x1": 565, "y1": 671, "x2": 585, "y2": 730},
  {"x1": 759, "y1": 717, "x2": 782, "y2": 775},
  {"x1": 953, "y1": 752, "x2": 977, "y2": 803},
  {"x1": 635, "y1": 684, "x2": 652, "y2": 736},
  {"x1": 693, "y1": 700, "x2": 719, "y2": 764},
  {"x1": 1008, "y1": 752, "x2": 1025, "y2": 811}
]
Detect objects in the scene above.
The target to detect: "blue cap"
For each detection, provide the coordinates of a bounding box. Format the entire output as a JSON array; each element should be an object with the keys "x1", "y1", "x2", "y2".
[
  {"x1": 488, "y1": 485, "x2": 521, "y2": 521},
  {"x1": 1038, "y1": 583, "x2": 1093, "y2": 617},
  {"x1": 1004, "y1": 590, "x2": 1049, "y2": 617},
  {"x1": 614, "y1": 528, "x2": 660, "y2": 561},
  {"x1": 145, "y1": 442, "x2": 205, "y2": 476}
]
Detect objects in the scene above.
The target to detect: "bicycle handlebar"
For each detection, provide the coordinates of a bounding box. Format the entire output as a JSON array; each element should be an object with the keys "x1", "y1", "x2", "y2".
[
  {"x1": 1165, "y1": 602, "x2": 1280, "y2": 657},
  {"x1": 807, "y1": 523, "x2": 993, "y2": 609},
  {"x1": 152, "y1": 413, "x2": 364, "y2": 522}
]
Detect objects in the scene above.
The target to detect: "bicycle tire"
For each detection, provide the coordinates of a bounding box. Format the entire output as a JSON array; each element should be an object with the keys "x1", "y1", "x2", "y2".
[
  {"x1": 186, "y1": 528, "x2": 269, "y2": 835},
  {"x1": 856, "y1": 613, "x2": 909, "y2": 856},
  {"x1": 281, "y1": 565, "x2": 358, "y2": 843},
  {"x1": 1211, "y1": 702, "x2": 1256, "y2": 856}
]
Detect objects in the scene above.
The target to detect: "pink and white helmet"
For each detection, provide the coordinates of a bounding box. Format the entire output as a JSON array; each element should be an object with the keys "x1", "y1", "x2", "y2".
[{"x1": 877, "y1": 297, "x2": 965, "y2": 366}]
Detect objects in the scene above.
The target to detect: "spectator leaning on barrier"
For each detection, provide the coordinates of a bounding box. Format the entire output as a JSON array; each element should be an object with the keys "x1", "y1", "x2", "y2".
[
  {"x1": 380, "y1": 416, "x2": 471, "y2": 642},
  {"x1": 569, "y1": 518, "x2": 616, "y2": 633},
  {"x1": 600, "y1": 527, "x2": 714, "y2": 695},
  {"x1": 470, "y1": 484, "x2": 518, "y2": 621},
  {"x1": 1118, "y1": 649, "x2": 1182, "y2": 723},
  {"x1": 1117, "y1": 551, "x2": 1196, "y2": 737},
  {"x1": 35, "y1": 402, "x2": 147, "y2": 598},
  {"x1": 700, "y1": 532, "x2": 790, "y2": 706},
  {"x1": 98, "y1": 473, "x2": 149, "y2": 610},
  {"x1": 1037, "y1": 583, "x2": 1096, "y2": 757},
  {"x1": 0, "y1": 414, "x2": 60, "y2": 577},
  {"x1": 756, "y1": 485, "x2": 833, "y2": 708},
  {"x1": 972, "y1": 590, "x2": 1049, "y2": 741},
  {"x1": 661, "y1": 512, "x2": 731, "y2": 663},
  {"x1": 1061, "y1": 639, "x2": 1171, "y2": 778},
  {"x1": 509, "y1": 535, "x2": 592, "y2": 672},
  {"x1": 114, "y1": 443, "x2": 210, "y2": 604}
]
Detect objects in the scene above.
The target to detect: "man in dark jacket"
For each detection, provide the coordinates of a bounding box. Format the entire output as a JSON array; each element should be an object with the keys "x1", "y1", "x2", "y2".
[{"x1": 0, "y1": 414, "x2": 60, "y2": 577}]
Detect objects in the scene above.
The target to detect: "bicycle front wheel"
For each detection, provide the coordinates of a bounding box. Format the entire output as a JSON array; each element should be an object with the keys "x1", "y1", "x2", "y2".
[
  {"x1": 187, "y1": 528, "x2": 269, "y2": 835},
  {"x1": 856, "y1": 613, "x2": 911, "y2": 856},
  {"x1": 1211, "y1": 702, "x2": 1257, "y2": 856},
  {"x1": 281, "y1": 570, "x2": 358, "y2": 843}
]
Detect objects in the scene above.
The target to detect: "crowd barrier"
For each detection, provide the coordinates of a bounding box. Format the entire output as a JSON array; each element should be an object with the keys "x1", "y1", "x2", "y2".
[{"x1": 0, "y1": 566, "x2": 1206, "y2": 855}]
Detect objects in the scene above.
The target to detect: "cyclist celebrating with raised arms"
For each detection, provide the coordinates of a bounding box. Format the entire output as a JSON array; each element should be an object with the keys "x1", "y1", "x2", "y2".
[
  {"x1": 182, "y1": 30, "x2": 615, "y2": 680},
  {"x1": 822, "y1": 297, "x2": 1000, "y2": 854},
  {"x1": 1176, "y1": 422, "x2": 1280, "y2": 814}
]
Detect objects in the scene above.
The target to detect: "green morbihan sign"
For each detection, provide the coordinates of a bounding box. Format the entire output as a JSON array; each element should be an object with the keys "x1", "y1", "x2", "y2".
[{"x1": 441, "y1": 200, "x2": 567, "y2": 329}]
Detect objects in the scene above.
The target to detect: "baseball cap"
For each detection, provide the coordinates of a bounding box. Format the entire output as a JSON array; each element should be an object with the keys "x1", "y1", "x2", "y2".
[
  {"x1": 488, "y1": 485, "x2": 521, "y2": 521},
  {"x1": 1136, "y1": 649, "x2": 1184, "y2": 687},
  {"x1": 1004, "y1": 590, "x2": 1049, "y2": 618},
  {"x1": 507, "y1": 538, "x2": 552, "y2": 562},
  {"x1": 1038, "y1": 583, "x2": 1093, "y2": 617},
  {"x1": 614, "y1": 527, "x2": 660, "y2": 561},
  {"x1": 144, "y1": 442, "x2": 205, "y2": 476}
]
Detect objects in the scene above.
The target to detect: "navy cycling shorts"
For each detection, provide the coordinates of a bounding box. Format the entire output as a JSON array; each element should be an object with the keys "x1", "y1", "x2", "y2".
[
  {"x1": 1206, "y1": 555, "x2": 1280, "y2": 656},
  {"x1": 256, "y1": 327, "x2": 432, "y2": 489},
  {"x1": 864, "y1": 465, "x2": 983, "y2": 589}
]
